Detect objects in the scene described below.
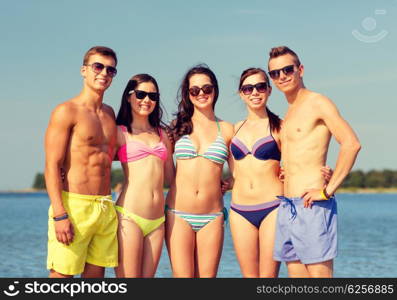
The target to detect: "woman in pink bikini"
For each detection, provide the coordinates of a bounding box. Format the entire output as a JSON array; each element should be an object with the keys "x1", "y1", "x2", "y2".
[{"x1": 114, "y1": 74, "x2": 175, "y2": 277}]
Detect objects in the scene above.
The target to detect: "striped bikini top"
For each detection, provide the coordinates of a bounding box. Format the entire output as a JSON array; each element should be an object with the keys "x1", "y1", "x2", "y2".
[{"x1": 174, "y1": 119, "x2": 228, "y2": 165}]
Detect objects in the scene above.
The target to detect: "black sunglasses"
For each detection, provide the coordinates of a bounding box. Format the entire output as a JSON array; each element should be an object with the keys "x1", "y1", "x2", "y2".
[
  {"x1": 129, "y1": 90, "x2": 160, "y2": 102},
  {"x1": 240, "y1": 82, "x2": 269, "y2": 95},
  {"x1": 85, "y1": 62, "x2": 117, "y2": 78},
  {"x1": 268, "y1": 65, "x2": 296, "y2": 80},
  {"x1": 189, "y1": 84, "x2": 214, "y2": 97}
]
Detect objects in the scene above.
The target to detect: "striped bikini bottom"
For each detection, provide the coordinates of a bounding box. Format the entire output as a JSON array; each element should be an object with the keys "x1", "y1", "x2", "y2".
[{"x1": 165, "y1": 205, "x2": 228, "y2": 232}]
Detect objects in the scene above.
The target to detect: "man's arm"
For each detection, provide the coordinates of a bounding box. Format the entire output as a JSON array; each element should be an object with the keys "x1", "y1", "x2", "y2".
[
  {"x1": 319, "y1": 97, "x2": 361, "y2": 195},
  {"x1": 302, "y1": 96, "x2": 361, "y2": 207},
  {"x1": 44, "y1": 103, "x2": 75, "y2": 245}
]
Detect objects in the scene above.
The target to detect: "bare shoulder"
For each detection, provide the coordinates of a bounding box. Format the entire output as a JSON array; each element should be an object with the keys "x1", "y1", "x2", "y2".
[
  {"x1": 233, "y1": 120, "x2": 245, "y2": 131},
  {"x1": 116, "y1": 125, "x2": 126, "y2": 147},
  {"x1": 307, "y1": 92, "x2": 335, "y2": 108},
  {"x1": 218, "y1": 118, "x2": 234, "y2": 138},
  {"x1": 102, "y1": 103, "x2": 116, "y2": 118},
  {"x1": 50, "y1": 100, "x2": 77, "y2": 124}
]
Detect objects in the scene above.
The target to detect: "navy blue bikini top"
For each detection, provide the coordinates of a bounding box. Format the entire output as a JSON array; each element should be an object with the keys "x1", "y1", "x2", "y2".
[{"x1": 230, "y1": 120, "x2": 281, "y2": 161}]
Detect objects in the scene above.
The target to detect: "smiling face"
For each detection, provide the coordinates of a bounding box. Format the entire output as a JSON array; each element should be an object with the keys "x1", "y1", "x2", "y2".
[
  {"x1": 129, "y1": 81, "x2": 158, "y2": 117},
  {"x1": 81, "y1": 53, "x2": 116, "y2": 92},
  {"x1": 268, "y1": 53, "x2": 304, "y2": 94},
  {"x1": 188, "y1": 74, "x2": 215, "y2": 110},
  {"x1": 239, "y1": 72, "x2": 271, "y2": 110}
]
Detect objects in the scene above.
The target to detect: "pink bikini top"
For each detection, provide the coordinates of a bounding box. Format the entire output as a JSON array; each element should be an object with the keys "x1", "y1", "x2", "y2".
[{"x1": 117, "y1": 125, "x2": 167, "y2": 163}]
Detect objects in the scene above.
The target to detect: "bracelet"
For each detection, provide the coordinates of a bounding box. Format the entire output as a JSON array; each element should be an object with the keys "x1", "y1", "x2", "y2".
[
  {"x1": 321, "y1": 188, "x2": 330, "y2": 200},
  {"x1": 53, "y1": 213, "x2": 68, "y2": 221},
  {"x1": 53, "y1": 211, "x2": 67, "y2": 218}
]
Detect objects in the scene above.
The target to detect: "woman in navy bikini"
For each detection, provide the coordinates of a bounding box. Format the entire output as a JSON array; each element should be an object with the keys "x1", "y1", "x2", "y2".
[
  {"x1": 228, "y1": 68, "x2": 331, "y2": 277},
  {"x1": 165, "y1": 64, "x2": 234, "y2": 277}
]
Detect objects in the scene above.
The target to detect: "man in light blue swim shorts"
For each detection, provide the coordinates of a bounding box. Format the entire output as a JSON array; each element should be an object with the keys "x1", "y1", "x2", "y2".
[
  {"x1": 267, "y1": 46, "x2": 361, "y2": 277},
  {"x1": 274, "y1": 195, "x2": 337, "y2": 265}
]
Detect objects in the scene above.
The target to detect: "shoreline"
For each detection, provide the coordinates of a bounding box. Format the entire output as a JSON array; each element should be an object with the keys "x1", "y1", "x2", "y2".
[
  {"x1": 1, "y1": 187, "x2": 397, "y2": 194},
  {"x1": 337, "y1": 187, "x2": 397, "y2": 194}
]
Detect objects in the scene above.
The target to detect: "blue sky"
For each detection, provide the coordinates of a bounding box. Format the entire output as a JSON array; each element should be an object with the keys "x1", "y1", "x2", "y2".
[{"x1": 0, "y1": 0, "x2": 396, "y2": 190}]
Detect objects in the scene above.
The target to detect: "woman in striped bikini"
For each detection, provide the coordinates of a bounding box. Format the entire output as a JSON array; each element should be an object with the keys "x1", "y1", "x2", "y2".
[{"x1": 165, "y1": 64, "x2": 234, "y2": 277}]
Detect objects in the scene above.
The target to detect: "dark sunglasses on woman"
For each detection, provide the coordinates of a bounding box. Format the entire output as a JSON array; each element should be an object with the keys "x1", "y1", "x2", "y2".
[
  {"x1": 240, "y1": 82, "x2": 268, "y2": 95},
  {"x1": 189, "y1": 84, "x2": 214, "y2": 97},
  {"x1": 129, "y1": 90, "x2": 160, "y2": 102}
]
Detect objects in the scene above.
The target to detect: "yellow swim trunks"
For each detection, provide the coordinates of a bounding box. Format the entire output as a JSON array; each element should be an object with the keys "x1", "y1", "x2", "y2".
[{"x1": 47, "y1": 191, "x2": 118, "y2": 275}]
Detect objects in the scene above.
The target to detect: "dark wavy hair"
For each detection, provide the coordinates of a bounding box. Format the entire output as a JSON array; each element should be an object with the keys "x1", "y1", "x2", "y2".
[
  {"x1": 238, "y1": 68, "x2": 281, "y2": 133},
  {"x1": 172, "y1": 64, "x2": 219, "y2": 138},
  {"x1": 116, "y1": 74, "x2": 165, "y2": 133}
]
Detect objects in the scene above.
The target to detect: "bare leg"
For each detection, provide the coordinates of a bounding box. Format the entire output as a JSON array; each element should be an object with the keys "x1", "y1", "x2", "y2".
[
  {"x1": 287, "y1": 260, "x2": 310, "y2": 278},
  {"x1": 165, "y1": 211, "x2": 196, "y2": 277},
  {"x1": 81, "y1": 263, "x2": 104, "y2": 278},
  {"x1": 229, "y1": 210, "x2": 259, "y2": 277},
  {"x1": 307, "y1": 260, "x2": 333, "y2": 278},
  {"x1": 259, "y1": 208, "x2": 280, "y2": 278},
  {"x1": 49, "y1": 269, "x2": 73, "y2": 278},
  {"x1": 141, "y1": 224, "x2": 165, "y2": 278},
  {"x1": 114, "y1": 217, "x2": 144, "y2": 278},
  {"x1": 195, "y1": 214, "x2": 224, "y2": 278}
]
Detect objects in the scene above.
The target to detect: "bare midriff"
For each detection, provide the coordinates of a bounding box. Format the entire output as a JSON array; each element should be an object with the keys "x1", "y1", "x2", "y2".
[
  {"x1": 167, "y1": 157, "x2": 224, "y2": 214},
  {"x1": 116, "y1": 156, "x2": 165, "y2": 219},
  {"x1": 281, "y1": 114, "x2": 331, "y2": 197},
  {"x1": 232, "y1": 159, "x2": 283, "y2": 204}
]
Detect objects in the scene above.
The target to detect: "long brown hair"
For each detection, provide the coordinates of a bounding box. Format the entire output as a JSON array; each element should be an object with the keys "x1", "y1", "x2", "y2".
[
  {"x1": 239, "y1": 67, "x2": 281, "y2": 133},
  {"x1": 172, "y1": 64, "x2": 219, "y2": 138}
]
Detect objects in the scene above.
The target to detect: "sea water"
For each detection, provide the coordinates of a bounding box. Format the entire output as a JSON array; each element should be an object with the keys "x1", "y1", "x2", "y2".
[{"x1": 0, "y1": 192, "x2": 396, "y2": 277}]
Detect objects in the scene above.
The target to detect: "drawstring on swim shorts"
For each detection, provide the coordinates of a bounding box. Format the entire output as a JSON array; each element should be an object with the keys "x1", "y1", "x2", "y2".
[
  {"x1": 277, "y1": 196, "x2": 297, "y2": 220},
  {"x1": 95, "y1": 196, "x2": 114, "y2": 211}
]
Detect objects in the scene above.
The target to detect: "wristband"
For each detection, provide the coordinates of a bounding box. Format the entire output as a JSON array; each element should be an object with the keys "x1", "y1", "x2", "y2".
[
  {"x1": 321, "y1": 188, "x2": 330, "y2": 200},
  {"x1": 53, "y1": 213, "x2": 68, "y2": 221}
]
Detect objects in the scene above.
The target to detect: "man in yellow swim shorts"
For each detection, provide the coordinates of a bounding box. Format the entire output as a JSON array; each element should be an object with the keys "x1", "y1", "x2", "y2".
[{"x1": 44, "y1": 46, "x2": 119, "y2": 278}]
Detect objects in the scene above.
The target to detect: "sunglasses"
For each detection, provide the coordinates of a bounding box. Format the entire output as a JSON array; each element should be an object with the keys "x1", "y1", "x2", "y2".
[
  {"x1": 240, "y1": 82, "x2": 269, "y2": 95},
  {"x1": 268, "y1": 65, "x2": 296, "y2": 80},
  {"x1": 189, "y1": 84, "x2": 214, "y2": 97},
  {"x1": 129, "y1": 90, "x2": 160, "y2": 102},
  {"x1": 85, "y1": 62, "x2": 117, "y2": 78}
]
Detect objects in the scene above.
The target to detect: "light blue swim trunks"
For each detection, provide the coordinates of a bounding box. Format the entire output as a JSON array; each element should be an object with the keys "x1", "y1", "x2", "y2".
[{"x1": 273, "y1": 195, "x2": 337, "y2": 264}]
